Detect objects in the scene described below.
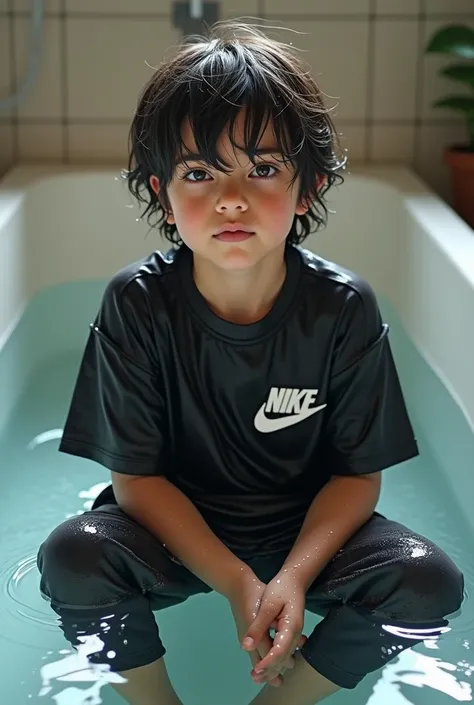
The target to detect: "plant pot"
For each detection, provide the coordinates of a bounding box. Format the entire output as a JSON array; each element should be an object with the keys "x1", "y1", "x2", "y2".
[{"x1": 445, "y1": 146, "x2": 474, "y2": 230}]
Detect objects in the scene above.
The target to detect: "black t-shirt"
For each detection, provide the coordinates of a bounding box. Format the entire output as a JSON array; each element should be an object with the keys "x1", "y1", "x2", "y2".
[{"x1": 59, "y1": 244, "x2": 419, "y2": 557}]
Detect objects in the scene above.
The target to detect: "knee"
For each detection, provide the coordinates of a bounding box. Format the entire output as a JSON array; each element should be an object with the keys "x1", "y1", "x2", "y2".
[
  {"x1": 37, "y1": 514, "x2": 111, "y2": 604},
  {"x1": 389, "y1": 536, "x2": 464, "y2": 620}
]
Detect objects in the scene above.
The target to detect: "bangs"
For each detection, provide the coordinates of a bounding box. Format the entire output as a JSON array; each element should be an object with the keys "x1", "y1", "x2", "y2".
[{"x1": 170, "y1": 46, "x2": 300, "y2": 175}]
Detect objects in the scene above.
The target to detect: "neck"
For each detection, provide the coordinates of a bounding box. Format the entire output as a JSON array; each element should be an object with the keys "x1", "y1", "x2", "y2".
[{"x1": 193, "y1": 246, "x2": 287, "y2": 325}]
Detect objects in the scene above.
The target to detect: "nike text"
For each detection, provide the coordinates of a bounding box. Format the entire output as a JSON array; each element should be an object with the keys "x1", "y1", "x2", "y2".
[{"x1": 254, "y1": 387, "x2": 327, "y2": 433}]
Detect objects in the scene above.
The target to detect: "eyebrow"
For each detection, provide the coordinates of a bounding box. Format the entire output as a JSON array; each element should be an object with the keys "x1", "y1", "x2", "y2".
[{"x1": 174, "y1": 147, "x2": 284, "y2": 168}]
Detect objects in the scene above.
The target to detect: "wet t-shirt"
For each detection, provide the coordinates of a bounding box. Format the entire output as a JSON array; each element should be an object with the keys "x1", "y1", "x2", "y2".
[{"x1": 59, "y1": 244, "x2": 419, "y2": 557}]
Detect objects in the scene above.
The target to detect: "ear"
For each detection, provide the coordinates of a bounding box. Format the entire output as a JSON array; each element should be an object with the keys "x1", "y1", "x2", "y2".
[
  {"x1": 295, "y1": 174, "x2": 327, "y2": 215},
  {"x1": 295, "y1": 199, "x2": 310, "y2": 216},
  {"x1": 149, "y1": 175, "x2": 175, "y2": 225}
]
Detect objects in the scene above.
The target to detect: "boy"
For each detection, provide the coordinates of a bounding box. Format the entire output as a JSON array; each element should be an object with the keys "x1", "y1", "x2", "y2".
[{"x1": 37, "y1": 21, "x2": 464, "y2": 705}]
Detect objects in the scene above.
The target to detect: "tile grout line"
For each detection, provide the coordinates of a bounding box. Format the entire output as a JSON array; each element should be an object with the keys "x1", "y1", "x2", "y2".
[
  {"x1": 59, "y1": 0, "x2": 69, "y2": 164},
  {"x1": 365, "y1": 0, "x2": 377, "y2": 164},
  {"x1": 4, "y1": 12, "x2": 474, "y2": 21},
  {"x1": 8, "y1": 0, "x2": 20, "y2": 165},
  {"x1": 413, "y1": 0, "x2": 427, "y2": 171}
]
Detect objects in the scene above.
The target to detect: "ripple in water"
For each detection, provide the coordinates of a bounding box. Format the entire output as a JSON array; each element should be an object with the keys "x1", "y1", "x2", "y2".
[
  {"x1": 0, "y1": 482, "x2": 112, "y2": 651},
  {"x1": 6, "y1": 554, "x2": 56, "y2": 626},
  {"x1": 0, "y1": 550, "x2": 58, "y2": 649}
]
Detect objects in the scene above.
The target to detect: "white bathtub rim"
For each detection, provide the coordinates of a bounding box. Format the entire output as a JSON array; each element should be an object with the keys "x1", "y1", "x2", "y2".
[{"x1": 2, "y1": 164, "x2": 472, "y2": 284}]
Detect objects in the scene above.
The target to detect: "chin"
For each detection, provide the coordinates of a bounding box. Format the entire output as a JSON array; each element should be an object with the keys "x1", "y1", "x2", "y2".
[{"x1": 213, "y1": 248, "x2": 262, "y2": 270}]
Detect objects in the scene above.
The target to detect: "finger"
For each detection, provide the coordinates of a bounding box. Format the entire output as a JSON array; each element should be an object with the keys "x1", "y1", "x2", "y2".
[
  {"x1": 252, "y1": 650, "x2": 291, "y2": 684},
  {"x1": 243, "y1": 603, "x2": 280, "y2": 651},
  {"x1": 253, "y1": 672, "x2": 283, "y2": 688},
  {"x1": 257, "y1": 632, "x2": 274, "y2": 658},
  {"x1": 249, "y1": 650, "x2": 261, "y2": 670},
  {"x1": 253, "y1": 632, "x2": 285, "y2": 688},
  {"x1": 298, "y1": 634, "x2": 307, "y2": 649},
  {"x1": 252, "y1": 664, "x2": 284, "y2": 688},
  {"x1": 276, "y1": 634, "x2": 306, "y2": 673},
  {"x1": 253, "y1": 630, "x2": 299, "y2": 673},
  {"x1": 266, "y1": 673, "x2": 283, "y2": 688},
  {"x1": 257, "y1": 635, "x2": 284, "y2": 687},
  {"x1": 251, "y1": 634, "x2": 272, "y2": 671},
  {"x1": 260, "y1": 630, "x2": 291, "y2": 676},
  {"x1": 248, "y1": 633, "x2": 281, "y2": 687},
  {"x1": 252, "y1": 664, "x2": 283, "y2": 688}
]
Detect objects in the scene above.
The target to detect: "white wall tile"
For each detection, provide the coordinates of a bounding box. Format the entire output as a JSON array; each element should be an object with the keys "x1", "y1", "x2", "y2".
[
  {"x1": 220, "y1": 0, "x2": 260, "y2": 19},
  {"x1": 264, "y1": 0, "x2": 369, "y2": 15},
  {"x1": 0, "y1": 14, "x2": 13, "y2": 119},
  {"x1": 65, "y1": 0, "x2": 169, "y2": 14},
  {"x1": 373, "y1": 20, "x2": 418, "y2": 120},
  {"x1": 0, "y1": 122, "x2": 15, "y2": 176},
  {"x1": 18, "y1": 122, "x2": 64, "y2": 161},
  {"x1": 14, "y1": 18, "x2": 62, "y2": 119},
  {"x1": 415, "y1": 122, "x2": 469, "y2": 204},
  {"x1": 266, "y1": 20, "x2": 370, "y2": 121},
  {"x1": 14, "y1": 0, "x2": 60, "y2": 11},
  {"x1": 376, "y1": 0, "x2": 420, "y2": 14},
  {"x1": 64, "y1": 0, "x2": 258, "y2": 16},
  {"x1": 68, "y1": 123, "x2": 130, "y2": 163},
  {"x1": 66, "y1": 18, "x2": 181, "y2": 120},
  {"x1": 371, "y1": 125, "x2": 416, "y2": 162},
  {"x1": 426, "y1": 0, "x2": 474, "y2": 15},
  {"x1": 422, "y1": 18, "x2": 474, "y2": 121}
]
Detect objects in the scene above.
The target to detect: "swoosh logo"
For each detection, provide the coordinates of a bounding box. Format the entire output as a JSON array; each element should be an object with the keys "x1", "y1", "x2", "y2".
[{"x1": 254, "y1": 403, "x2": 327, "y2": 433}]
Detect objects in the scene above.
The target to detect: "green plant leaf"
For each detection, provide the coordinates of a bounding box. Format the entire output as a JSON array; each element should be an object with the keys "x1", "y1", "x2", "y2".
[
  {"x1": 441, "y1": 64, "x2": 474, "y2": 88},
  {"x1": 433, "y1": 95, "x2": 474, "y2": 114},
  {"x1": 426, "y1": 25, "x2": 474, "y2": 59}
]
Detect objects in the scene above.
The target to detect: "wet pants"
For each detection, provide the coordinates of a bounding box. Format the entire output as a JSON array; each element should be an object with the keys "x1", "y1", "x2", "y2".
[{"x1": 37, "y1": 490, "x2": 464, "y2": 690}]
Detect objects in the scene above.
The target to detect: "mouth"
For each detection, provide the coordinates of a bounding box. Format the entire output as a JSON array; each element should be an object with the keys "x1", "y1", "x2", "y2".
[{"x1": 213, "y1": 230, "x2": 255, "y2": 243}]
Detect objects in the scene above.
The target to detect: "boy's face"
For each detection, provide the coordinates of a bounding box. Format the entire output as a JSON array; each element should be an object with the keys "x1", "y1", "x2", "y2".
[{"x1": 150, "y1": 109, "x2": 311, "y2": 271}]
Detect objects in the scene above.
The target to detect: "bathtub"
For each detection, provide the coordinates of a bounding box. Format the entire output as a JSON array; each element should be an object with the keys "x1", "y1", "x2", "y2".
[
  {"x1": 0, "y1": 164, "x2": 473, "y2": 704},
  {"x1": 1, "y1": 164, "x2": 473, "y2": 503}
]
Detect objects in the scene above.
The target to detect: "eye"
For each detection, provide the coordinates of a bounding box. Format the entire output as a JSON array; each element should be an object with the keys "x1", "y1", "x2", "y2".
[
  {"x1": 182, "y1": 169, "x2": 210, "y2": 182},
  {"x1": 251, "y1": 164, "x2": 279, "y2": 179},
  {"x1": 181, "y1": 163, "x2": 279, "y2": 183}
]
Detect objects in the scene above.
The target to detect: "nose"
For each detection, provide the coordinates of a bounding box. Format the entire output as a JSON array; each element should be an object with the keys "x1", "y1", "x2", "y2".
[{"x1": 215, "y1": 182, "x2": 249, "y2": 213}]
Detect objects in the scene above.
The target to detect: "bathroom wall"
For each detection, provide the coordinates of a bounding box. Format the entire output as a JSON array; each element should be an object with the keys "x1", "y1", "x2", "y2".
[{"x1": 0, "y1": 0, "x2": 472, "y2": 204}]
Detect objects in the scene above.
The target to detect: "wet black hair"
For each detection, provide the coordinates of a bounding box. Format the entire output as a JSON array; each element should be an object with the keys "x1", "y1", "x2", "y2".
[{"x1": 125, "y1": 20, "x2": 346, "y2": 246}]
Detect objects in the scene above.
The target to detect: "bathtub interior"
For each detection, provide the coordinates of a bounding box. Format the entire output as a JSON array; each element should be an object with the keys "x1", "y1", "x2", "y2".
[{"x1": 0, "y1": 165, "x2": 473, "y2": 704}]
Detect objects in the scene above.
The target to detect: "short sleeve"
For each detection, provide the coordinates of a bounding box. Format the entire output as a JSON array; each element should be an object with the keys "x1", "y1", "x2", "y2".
[
  {"x1": 323, "y1": 280, "x2": 419, "y2": 476},
  {"x1": 58, "y1": 268, "x2": 168, "y2": 476}
]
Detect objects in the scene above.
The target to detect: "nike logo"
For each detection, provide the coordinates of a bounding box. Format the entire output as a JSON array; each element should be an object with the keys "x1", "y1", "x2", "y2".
[{"x1": 254, "y1": 387, "x2": 327, "y2": 433}]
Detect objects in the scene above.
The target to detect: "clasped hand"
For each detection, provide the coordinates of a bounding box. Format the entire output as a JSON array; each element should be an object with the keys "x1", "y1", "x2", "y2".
[{"x1": 229, "y1": 570, "x2": 307, "y2": 687}]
